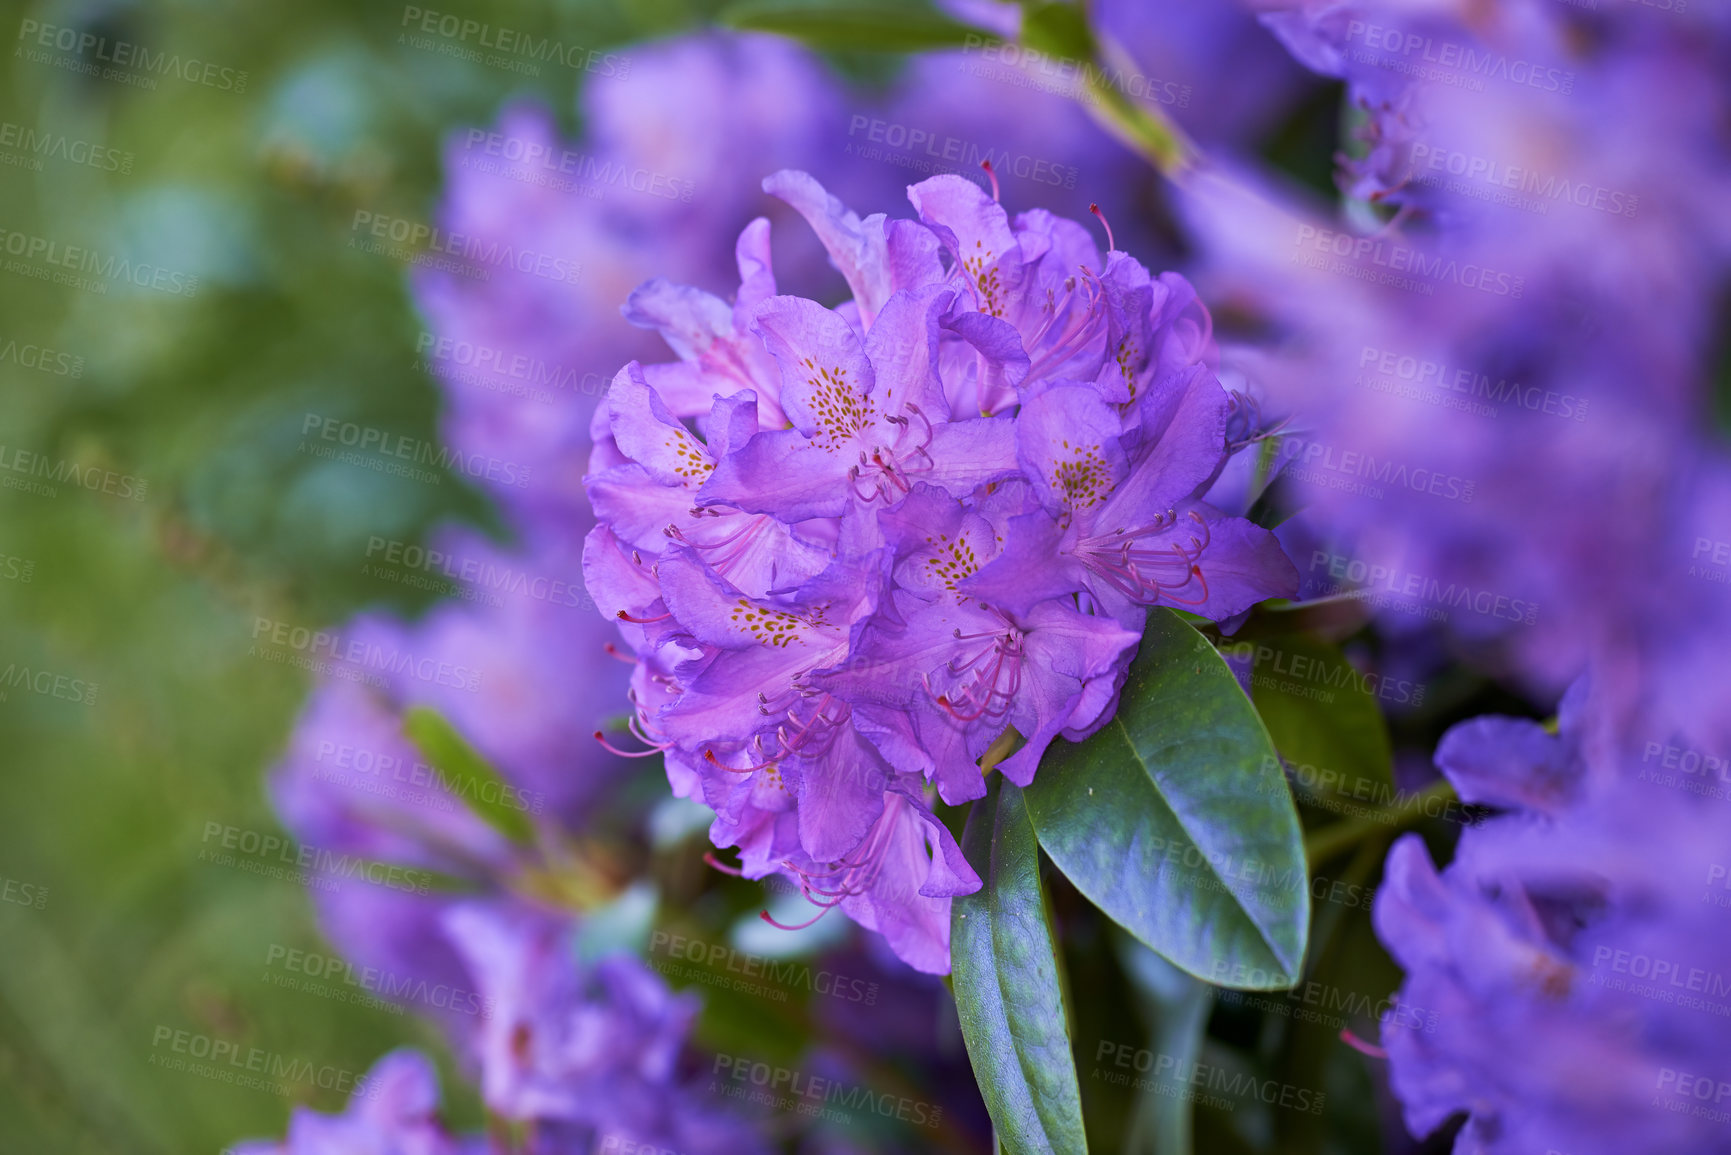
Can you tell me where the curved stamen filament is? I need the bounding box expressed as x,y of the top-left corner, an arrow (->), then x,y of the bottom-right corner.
764,795 -> 910,933
593,730 -> 665,758
1080,511 -> 1213,605
1025,269 -> 1107,379
1340,1029 -> 1388,1060
703,850 -> 744,877
926,631 -> 1025,723
1090,202 -> 1116,252
703,748 -> 761,776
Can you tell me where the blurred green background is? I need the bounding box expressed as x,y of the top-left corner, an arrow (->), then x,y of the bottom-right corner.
0,1 -> 732,1149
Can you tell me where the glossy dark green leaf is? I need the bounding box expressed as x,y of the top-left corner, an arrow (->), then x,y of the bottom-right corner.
952,776 -> 1089,1155
402,706 -> 535,844
716,0 -> 986,52
1024,609 -> 1307,989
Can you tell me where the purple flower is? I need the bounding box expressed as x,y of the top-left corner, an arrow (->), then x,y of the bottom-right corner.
227,1049 -> 478,1155
585,171 -> 1293,970
1174,0 -> 1731,699
1374,680 -> 1731,1153
442,903 -> 767,1153
813,480 -> 1141,801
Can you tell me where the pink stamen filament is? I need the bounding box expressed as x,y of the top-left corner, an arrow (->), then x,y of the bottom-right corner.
1090,202 -> 1116,252
1024,270 -> 1107,380
703,850 -> 744,877
980,159 -> 1001,202
925,629 -> 1025,723
1340,1029 -> 1388,1059
1079,511 -> 1213,605
593,729 -> 666,758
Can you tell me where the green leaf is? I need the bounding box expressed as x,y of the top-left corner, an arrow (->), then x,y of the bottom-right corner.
715,0 -> 987,52
1024,609 -> 1308,989
1245,469 -> 1306,529
1246,637 -> 1394,792
402,706 -> 535,844
1019,1 -> 1095,61
952,776 -> 1089,1155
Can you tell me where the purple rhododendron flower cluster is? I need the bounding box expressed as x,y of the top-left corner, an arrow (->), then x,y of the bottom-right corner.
1375,678 -> 1731,1155
584,168 -> 1296,972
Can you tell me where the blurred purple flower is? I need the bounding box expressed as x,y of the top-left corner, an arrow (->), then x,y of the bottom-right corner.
228,1049 -> 479,1155
1375,680 -> 1731,1154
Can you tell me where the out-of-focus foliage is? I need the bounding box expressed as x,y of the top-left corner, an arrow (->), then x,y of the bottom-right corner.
0,3 -> 729,1150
